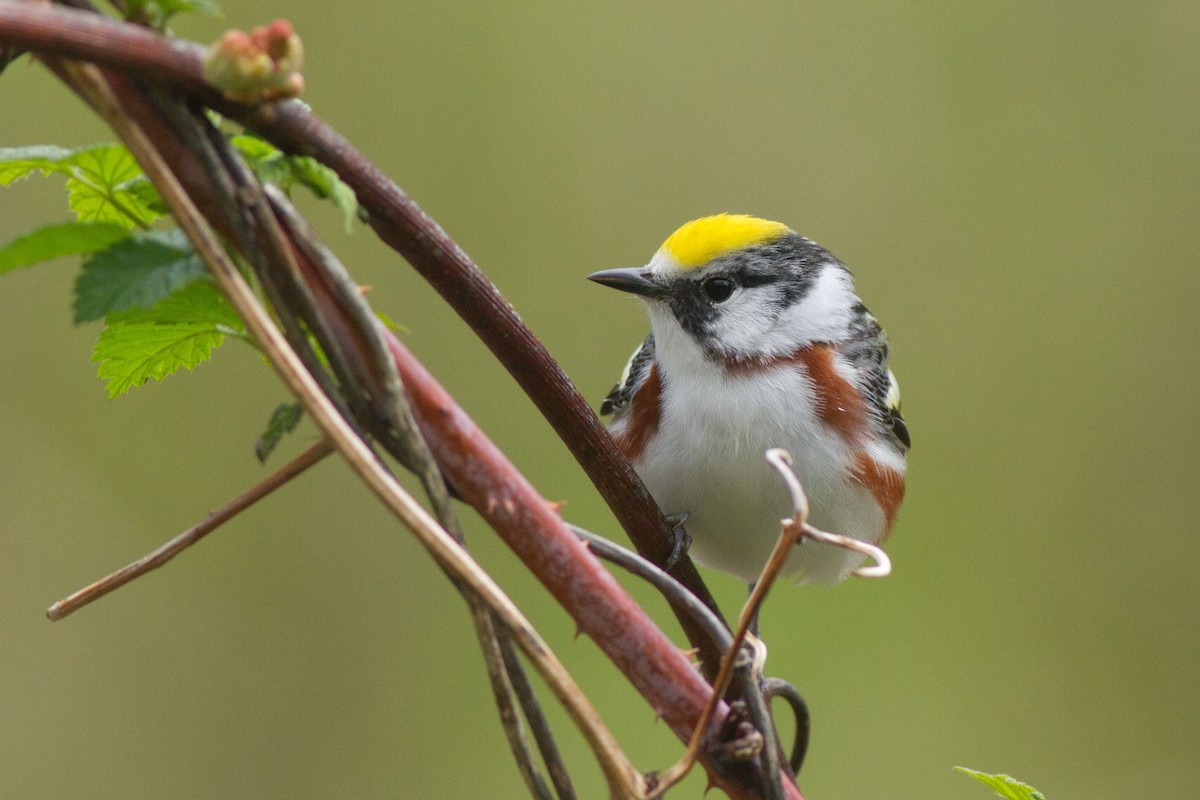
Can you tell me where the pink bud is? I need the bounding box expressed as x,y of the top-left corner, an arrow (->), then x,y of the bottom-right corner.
203,19 -> 305,103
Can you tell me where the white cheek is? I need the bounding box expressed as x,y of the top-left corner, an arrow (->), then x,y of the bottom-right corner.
709,300 -> 786,355
775,266 -> 856,343
713,266 -> 858,356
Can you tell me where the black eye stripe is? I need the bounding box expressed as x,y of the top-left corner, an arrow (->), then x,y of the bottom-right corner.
735,271 -> 780,289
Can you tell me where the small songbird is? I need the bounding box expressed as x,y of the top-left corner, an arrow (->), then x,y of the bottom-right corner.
589,214 -> 909,585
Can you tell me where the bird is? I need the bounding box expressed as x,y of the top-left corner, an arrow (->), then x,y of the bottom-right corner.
589,214 -> 909,586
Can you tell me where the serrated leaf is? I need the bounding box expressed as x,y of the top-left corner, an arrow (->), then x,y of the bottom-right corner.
92,320 -> 230,398
231,134 -> 359,233
74,229 -> 207,323
107,280 -> 243,329
65,145 -> 160,227
0,221 -> 129,275
255,402 -> 304,462
0,144 -> 163,229
0,145 -> 81,185
955,768 -> 1047,800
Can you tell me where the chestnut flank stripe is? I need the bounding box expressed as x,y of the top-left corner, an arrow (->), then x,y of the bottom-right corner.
853,453 -> 906,532
614,363 -> 662,462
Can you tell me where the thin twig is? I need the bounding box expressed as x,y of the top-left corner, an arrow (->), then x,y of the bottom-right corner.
498,633 -> 579,800
262,185 -> 406,453
767,449 -> 891,580
56,63 -> 646,800
763,678 -> 810,776
46,438 -> 333,621
567,523 -> 731,653
473,603 -> 556,800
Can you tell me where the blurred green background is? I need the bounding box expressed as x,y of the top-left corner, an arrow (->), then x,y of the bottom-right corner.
2,2 -> 1198,798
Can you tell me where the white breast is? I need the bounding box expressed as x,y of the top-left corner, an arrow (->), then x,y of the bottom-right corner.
629,326 -> 886,584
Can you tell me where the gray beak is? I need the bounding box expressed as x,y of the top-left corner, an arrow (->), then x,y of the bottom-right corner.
587,267 -> 666,300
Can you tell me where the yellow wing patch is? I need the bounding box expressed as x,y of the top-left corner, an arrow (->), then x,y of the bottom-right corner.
660,214 -> 790,270
885,369 -> 902,411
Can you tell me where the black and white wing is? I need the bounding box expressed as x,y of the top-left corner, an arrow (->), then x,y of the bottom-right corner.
600,333 -> 656,421
841,305 -> 911,452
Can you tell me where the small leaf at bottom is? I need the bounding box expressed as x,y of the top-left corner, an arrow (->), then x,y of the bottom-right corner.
955,767 -> 1047,800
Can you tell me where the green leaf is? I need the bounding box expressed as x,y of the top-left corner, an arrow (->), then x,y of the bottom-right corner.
0,145 -> 81,185
0,221 -> 129,275
92,320 -> 230,398
74,229 -> 208,323
65,145 -> 160,227
288,156 -> 360,233
107,280 -> 243,328
255,402 -> 304,462
231,134 -> 360,232
0,144 -> 163,228
119,177 -> 169,217
955,768 -> 1047,800
93,281 -> 246,397
227,134 -> 277,163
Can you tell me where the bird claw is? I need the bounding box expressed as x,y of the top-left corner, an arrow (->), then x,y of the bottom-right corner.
662,512 -> 692,571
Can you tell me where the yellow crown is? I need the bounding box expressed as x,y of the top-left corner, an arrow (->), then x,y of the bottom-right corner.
660,214 -> 790,270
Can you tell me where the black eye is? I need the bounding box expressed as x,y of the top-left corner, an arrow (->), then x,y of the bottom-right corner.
702,277 -> 736,303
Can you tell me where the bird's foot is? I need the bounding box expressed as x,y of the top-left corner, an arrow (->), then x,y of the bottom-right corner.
662,512 -> 692,571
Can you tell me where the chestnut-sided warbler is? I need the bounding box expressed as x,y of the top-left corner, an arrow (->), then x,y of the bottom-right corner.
589,214 -> 909,585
